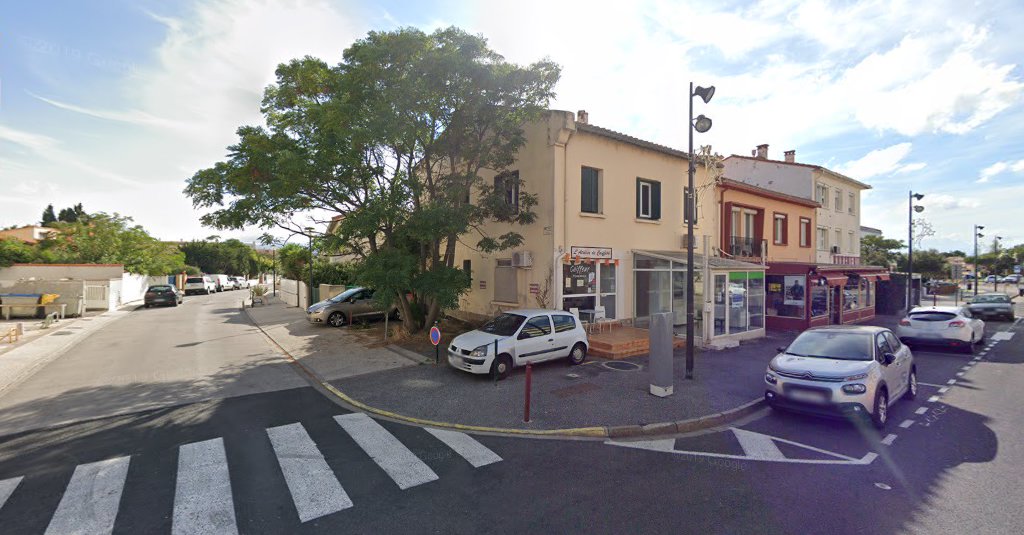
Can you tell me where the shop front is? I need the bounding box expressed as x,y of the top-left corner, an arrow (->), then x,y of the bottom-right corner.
560,247 -> 620,322
765,262 -> 889,331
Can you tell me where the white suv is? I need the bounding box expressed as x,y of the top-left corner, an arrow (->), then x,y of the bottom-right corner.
448,309 -> 589,380
184,276 -> 217,295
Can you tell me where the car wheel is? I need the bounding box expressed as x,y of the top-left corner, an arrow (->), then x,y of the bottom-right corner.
960,334 -> 975,354
568,343 -> 587,365
491,354 -> 513,380
328,312 -> 347,327
144,304 -> 150,309
903,367 -> 917,400
871,389 -> 888,429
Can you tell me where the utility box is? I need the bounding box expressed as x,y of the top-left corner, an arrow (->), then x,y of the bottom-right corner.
649,312 -> 674,397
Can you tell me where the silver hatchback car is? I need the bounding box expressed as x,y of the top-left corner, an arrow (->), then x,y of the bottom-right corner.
764,326 -> 917,429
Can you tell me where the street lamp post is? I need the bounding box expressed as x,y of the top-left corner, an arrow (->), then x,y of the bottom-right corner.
994,236 -> 1003,292
686,82 -> 715,380
907,192 -> 924,312
306,227 -> 315,309
974,225 -> 984,297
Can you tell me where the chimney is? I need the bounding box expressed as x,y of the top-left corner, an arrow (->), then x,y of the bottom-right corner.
577,109 -> 588,125
755,144 -> 769,159
784,150 -> 795,163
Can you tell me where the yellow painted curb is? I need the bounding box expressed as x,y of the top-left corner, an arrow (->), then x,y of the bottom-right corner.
243,306 -> 608,439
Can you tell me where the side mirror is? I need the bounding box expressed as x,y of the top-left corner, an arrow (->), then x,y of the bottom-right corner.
776,346 -> 787,354
883,352 -> 896,365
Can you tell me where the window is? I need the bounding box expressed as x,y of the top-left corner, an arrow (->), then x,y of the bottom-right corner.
519,315 -> 552,339
463,259 -> 472,284
552,314 -> 577,333
684,187 -> 698,224
766,275 -> 805,319
799,218 -> 811,248
848,192 -> 855,215
816,183 -> 829,208
581,167 -> 601,214
494,258 -> 517,303
495,171 -> 519,214
834,188 -> 843,212
636,178 -> 660,219
817,227 -> 828,251
848,231 -> 854,253
773,213 -> 788,245
810,284 -> 828,317
834,229 -> 842,252
875,334 -> 893,360
883,331 -> 902,351
844,276 -> 870,310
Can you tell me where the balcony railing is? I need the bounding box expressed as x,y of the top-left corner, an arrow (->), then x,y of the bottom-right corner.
728,236 -> 763,259
832,254 -> 861,265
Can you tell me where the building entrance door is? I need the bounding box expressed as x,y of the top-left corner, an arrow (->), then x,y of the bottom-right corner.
831,286 -> 842,324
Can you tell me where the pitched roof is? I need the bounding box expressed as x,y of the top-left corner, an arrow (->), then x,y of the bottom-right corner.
726,154 -> 872,190
718,177 -> 821,208
576,123 -> 692,162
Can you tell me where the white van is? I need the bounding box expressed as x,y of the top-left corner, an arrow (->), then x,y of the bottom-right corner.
184,276 -> 217,295
210,274 -> 231,292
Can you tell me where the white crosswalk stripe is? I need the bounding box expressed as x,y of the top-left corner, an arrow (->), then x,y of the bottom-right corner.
267,423 -> 353,522
335,413 -> 439,489
424,428 -> 503,468
173,438 -> 238,535
45,456 -> 130,535
0,476 -> 23,511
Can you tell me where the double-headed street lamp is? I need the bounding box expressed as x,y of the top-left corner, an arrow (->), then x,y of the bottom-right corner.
973,225 -> 984,297
686,83 -> 715,380
907,191 -> 924,311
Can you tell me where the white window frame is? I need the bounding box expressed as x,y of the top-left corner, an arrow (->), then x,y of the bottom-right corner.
816,183 -> 829,208
800,218 -> 810,247
834,229 -> 842,253
773,214 -> 786,245
848,192 -> 855,215
817,226 -> 828,251
834,188 -> 843,212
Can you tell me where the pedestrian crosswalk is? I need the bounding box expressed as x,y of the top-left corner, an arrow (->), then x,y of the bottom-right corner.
0,414 -> 502,533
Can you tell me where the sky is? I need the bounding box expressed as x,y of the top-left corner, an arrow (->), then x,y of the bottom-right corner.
1,0 -> 1023,254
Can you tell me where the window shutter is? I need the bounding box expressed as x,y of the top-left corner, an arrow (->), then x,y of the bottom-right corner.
636,178 -> 642,218
652,181 -> 661,220
582,168 -> 598,213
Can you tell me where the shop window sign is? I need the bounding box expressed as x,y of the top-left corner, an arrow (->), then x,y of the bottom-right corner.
563,263 -> 596,295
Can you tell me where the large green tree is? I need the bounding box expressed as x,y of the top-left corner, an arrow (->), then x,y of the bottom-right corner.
861,235 -> 905,268
186,27 -> 560,332
180,239 -> 265,275
0,238 -> 37,267
38,213 -> 185,275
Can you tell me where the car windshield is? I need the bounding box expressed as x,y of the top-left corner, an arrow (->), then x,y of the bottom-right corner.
328,289 -> 361,303
480,313 -> 527,336
973,295 -> 1010,303
148,286 -> 173,292
784,331 -> 873,361
910,311 -> 958,321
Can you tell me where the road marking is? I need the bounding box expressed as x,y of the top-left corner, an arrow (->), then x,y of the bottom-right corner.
0,476 -> 23,511
267,423 -> 352,523
915,407 -> 929,415
424,428 -> 503,468
608,430 -> 877,465
992,332 -> 1014,341
45,456 -> 130,535
899,420 -> 915,428
972,357 -> 981,362
917,382 -> 945,388
928,395 -> 940,403
173,438 -> 238,535
939,387 -> 950,394
881,434 -> 897,445
947,379 -> 957,385
962,365 -> 972,370
335,413 -> 439,489
733,428 -> 786,460
956,372 -> 965,377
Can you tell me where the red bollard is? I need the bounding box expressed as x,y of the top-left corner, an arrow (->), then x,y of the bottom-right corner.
524,362 -> 532,423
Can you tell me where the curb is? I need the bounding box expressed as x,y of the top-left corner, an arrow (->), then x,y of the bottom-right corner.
242,305 -> 765,439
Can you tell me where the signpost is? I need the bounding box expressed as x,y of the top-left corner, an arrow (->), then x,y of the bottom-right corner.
430,323 -> 441,365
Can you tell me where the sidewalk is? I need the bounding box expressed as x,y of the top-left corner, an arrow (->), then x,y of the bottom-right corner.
245,298 -> 858,437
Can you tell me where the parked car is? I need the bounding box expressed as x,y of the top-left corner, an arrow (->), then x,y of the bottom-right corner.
984,275 -> 998,283
764,326 -> 916,429
447,309 -> 589,380
966,293 -> 1015,321
305,287 -> 396,327
144,285 -> 183,307
225,276 -> 242,290
896,305 -> 985,353
231,277 -> 251,289
999,274 -> 1021,284
210,274 -> 230,291
183,276 -> 217,295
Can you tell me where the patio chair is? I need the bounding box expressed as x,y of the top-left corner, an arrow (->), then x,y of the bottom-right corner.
569,307 -> 592,333
593,305 -> 615,333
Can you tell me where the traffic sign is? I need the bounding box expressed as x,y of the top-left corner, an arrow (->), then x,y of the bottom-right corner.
1015,265 -> 1021,274
430,326 -> 441,346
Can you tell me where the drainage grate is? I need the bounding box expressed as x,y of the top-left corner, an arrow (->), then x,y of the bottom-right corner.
602,361 -> 642,372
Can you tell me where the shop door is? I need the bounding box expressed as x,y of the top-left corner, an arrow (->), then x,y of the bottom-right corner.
831,286 -> 842,324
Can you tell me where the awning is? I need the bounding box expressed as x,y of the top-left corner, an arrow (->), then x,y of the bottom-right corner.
823,274 -> 848,286
877,273 -> 891,281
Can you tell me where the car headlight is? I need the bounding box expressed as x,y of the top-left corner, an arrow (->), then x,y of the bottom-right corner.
470,345 -> 489,358
764,373 -> 778,385
844,373 -> 868,381
842,383 -> 867,394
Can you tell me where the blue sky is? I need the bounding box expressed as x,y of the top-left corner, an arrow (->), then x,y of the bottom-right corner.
2,0 -> 1023,254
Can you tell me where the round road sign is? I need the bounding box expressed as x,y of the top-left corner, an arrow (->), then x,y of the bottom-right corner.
430,326 -> 441,346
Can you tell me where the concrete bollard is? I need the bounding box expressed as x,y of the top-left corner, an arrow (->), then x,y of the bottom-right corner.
649,312 -> 674,397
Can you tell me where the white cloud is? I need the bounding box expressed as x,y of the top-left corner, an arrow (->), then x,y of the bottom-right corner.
977,159 -> 1024,183
29,92 -> 188,130
925,194 -> 980,210
836,143 -> 925,180
0,124 -> 58,152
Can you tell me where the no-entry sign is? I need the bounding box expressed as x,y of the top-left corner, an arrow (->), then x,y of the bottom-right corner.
430,326 -> 441,346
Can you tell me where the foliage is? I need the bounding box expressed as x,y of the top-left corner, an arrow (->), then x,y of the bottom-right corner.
860,235 -> 904,268
277,243 -> 309,281
0,237 -> 37,267
252,284 -> 269,297
41,204 -> 57,226
185,27 -> 560,332
37,213 -> 186,275
179,238 -> 264,275
314,260 -> 357,286
184,265 -> 203,275
899,248 -> 948,278
41,203 -> 86,226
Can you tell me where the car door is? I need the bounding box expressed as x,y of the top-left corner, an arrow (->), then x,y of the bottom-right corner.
347,290 -> 373,319
513,315 -> 555,365
550,314 -> 578,358
959,307 -> 982,342
883,331 -> 911,391
875,333 -> 903,400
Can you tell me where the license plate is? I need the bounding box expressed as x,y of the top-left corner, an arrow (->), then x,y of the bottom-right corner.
449,354 -> 462,364
789,389 -> 826,403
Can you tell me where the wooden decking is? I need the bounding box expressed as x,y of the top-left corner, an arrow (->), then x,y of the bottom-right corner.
587,326 -> 685,359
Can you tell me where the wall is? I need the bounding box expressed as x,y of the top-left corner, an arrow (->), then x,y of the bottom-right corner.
0,280 -> 87,317
0,264 -> 124,281
722,157 -> 813,199
280,278 -> 310,309
813,169 -> 866,263
319,284 -> 348,301
719,187 -> 816,263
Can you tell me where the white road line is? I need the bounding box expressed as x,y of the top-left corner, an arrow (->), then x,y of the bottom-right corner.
335,413 -> 439,490
917,382 -> 945,388
45,456 -> 130,535
267,423 -> 353,523
0,476 -> 23,511
992,332 -> 1015,341
939,387 -> 950,394
899,420 -> 915,429
424,428 -> 503,468
962,365 -> 972,370
915,407 -> 929,415
928,395 -> 940,403
732,428 -> 786,460
947,379 -> 957,385
881,434 -> 897,445
956,372 -> 965,377
173,438 -> 238,535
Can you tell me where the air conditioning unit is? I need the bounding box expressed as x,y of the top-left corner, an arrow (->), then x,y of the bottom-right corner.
512,250 -> 533,268
831,246 -> 840,254
681,235 -> 692,249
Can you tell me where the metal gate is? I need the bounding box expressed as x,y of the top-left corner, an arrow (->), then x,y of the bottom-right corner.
85,285 -> 109,310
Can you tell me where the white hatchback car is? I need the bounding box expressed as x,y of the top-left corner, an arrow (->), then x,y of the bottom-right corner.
447,309 -> 589,379
896,305 -> 985,353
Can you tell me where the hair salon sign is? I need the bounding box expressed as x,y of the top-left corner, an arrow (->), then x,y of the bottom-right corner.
570,246 -> 612,259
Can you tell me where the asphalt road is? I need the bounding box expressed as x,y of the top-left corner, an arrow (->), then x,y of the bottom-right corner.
0,290 -> 1021,533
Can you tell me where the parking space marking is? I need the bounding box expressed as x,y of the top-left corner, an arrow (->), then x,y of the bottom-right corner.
992,332 -> 1014,341
917,382 -> 945,388
915,407 -> 929,415
881,434 -> 897,445
928,395 -> 940,403
956,372 -> 964,377
899,420 -> 915,429
946,379 -> 957,385
939,387 -> 949,394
